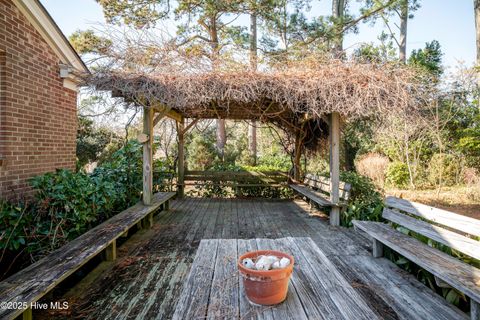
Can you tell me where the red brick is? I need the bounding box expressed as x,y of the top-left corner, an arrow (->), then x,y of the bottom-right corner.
0,0 -> 77,201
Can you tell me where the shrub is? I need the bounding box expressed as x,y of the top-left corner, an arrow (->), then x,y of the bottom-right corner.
339,171 -> 384,227
355,153 -> 389,188
386,161 -> 410,188
427,153 -> 462,187
0,201 -> 33,252
257,154 -> 291,172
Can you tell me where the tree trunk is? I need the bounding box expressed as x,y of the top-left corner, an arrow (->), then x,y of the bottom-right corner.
216,119 -> 226,160
209,19 -> 227,161
248,7 -> 258,165
332,0 -> 345,57
250,8 -> 258,70
475,0 -> 480,65
399,0 -> 408,63
248,123 -> 257,165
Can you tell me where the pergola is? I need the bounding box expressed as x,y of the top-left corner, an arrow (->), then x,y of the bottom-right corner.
90,61 -> 421,226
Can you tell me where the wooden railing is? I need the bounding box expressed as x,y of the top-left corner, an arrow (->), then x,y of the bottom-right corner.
182,170 -> 289,187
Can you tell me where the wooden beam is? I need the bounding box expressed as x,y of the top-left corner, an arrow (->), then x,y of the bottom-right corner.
153,113 -> 166,127
167,109 -> 183,123
151,103 -> 183,122
177,117 -> 185,198
182,118 -> 199,134
329,112 -> 341,226
143,107 -> 154,205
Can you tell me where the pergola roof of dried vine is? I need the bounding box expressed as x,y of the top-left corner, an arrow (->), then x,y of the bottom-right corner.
88,60 -> 428,134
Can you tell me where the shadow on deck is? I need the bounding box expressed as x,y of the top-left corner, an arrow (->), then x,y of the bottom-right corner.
39,197 -> 464,319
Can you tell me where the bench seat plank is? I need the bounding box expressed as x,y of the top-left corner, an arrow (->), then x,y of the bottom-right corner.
385,196 -> 480,237
289,184 -> 334,207
0,192 -> 175,320
352,220 -> 480,305
383,208 -> 480,261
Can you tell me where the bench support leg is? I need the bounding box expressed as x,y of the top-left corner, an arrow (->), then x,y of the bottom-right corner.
164,200 -> 169,211
105,240 -> 116,261
144,212 -> 154,229
330,207 -> 340,226
372,239 -> 383,258
22,307 -> 32,320
472,300 -> 479,320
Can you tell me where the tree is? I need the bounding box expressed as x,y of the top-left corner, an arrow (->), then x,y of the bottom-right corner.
69,29 -> 112,55
475,0 -> 480,65
408,40 -> 443,78
94,0 -> 250,161
76,116 -> 121,169
249,0 -> 259,165
363,0 -> 421,62
331,0 -> 346,56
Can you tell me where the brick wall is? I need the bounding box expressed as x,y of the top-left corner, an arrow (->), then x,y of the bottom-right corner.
0,0 -> 77,201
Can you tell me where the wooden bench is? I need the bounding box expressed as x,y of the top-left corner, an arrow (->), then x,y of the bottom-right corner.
353,196 -> 480,320
289,173 -> 351,225
0,191 -> 175,320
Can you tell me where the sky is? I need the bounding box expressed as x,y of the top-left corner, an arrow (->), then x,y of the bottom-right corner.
41,0 -> 476,69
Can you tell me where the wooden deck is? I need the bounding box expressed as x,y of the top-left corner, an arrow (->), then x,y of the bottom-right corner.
39,197 -> 466,320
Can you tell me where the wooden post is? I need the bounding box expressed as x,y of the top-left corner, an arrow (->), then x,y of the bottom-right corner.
22,307 -> 32,320
293,129 -> 302,181
177,117 -> 185,198
104,240 -> 116,261
472,300 -> 479,320
143,107 -> 154,206
372,239 -> 384,258
329,112 -> 341,226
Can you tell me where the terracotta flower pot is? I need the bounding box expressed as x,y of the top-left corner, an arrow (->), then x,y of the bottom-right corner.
238,250 -> 294,305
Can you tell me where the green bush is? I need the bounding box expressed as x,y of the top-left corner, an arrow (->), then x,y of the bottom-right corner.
0,201 -> 33,252
386,161 -> 410,188
1,140 -> 170,264
427,153 -> 461,187
339,171 -> 384,227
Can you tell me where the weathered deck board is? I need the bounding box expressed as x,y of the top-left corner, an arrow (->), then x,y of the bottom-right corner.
174,237 -> 379,319
172,239 -> 219,320
43,198 -> 469,320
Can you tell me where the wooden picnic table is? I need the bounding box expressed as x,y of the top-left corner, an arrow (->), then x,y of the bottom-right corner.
173,237 -> 381,319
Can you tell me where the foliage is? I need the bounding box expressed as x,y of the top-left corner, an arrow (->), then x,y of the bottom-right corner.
186,133 -> 217,170
339,172 -> 384,227
408,40 -> 443,78
69,29 -> 112,54
386,161 -> 410,188
355,153 -> 390,188
0,140 -> 170,265
256,154 -> 291,172
353,32 -> 397,63
427,153 -> 462,187
0,201 -> 32,252
76,116 -> 122,169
